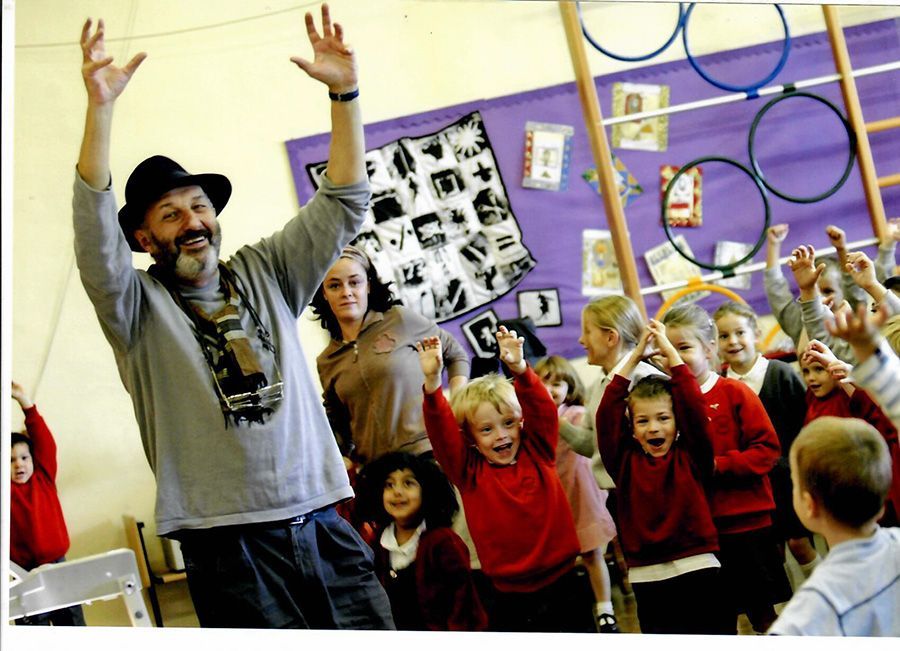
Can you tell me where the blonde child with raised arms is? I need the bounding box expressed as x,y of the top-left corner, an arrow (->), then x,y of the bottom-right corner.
417,326 -> 594,632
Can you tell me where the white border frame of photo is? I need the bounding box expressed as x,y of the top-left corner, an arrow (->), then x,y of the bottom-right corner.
517,288 -> 563,327
460,308 -> 501,358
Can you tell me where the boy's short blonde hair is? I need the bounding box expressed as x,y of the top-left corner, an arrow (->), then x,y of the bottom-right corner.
534,355 -> 585,406
449,373 -> 521,436
791,416 -> 891,528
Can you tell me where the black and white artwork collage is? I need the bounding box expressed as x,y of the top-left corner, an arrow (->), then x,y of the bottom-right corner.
306,111 -> 536,323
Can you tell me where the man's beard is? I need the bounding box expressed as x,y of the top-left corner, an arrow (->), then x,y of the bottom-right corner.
149,223 -> 222,285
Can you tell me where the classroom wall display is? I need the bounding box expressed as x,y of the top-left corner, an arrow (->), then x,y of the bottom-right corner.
305,111 -> 536,323
523,122 -> 574,191
645,235 -> 710,305
517,288 -> 563,327
582,229 -> 621,296
715,241 -> 754,290
612,82 -> 670,152
583,153 -> 644,208
660,165 -> 702,227
287,19 -> 899,359
460,309 -> 500,359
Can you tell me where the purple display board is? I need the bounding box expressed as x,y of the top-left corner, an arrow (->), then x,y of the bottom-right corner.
287,19 -> 900,360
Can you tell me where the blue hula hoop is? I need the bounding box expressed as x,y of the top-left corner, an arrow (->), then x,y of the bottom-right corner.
683,3 -> 791,94
577,1 -> 685,63
661,156 -> 771,272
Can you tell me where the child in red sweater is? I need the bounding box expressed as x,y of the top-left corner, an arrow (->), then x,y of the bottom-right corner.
661,305 -> 790,634
416,326 -> 594,632
10,381 -> 85,626
801,339 -> 900,521
713,300 -> 822,580
596,319 -> 732,634
356,451 -> 488,631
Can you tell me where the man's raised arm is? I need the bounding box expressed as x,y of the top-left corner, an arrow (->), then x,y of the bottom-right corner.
76,19 -> 146,190
290,3 -> 364,186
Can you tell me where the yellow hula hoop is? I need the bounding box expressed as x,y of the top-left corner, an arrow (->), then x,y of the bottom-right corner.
653,280 -> 746,321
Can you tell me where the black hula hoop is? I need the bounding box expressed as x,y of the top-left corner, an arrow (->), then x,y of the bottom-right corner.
577,1 -> 685,63
748,91 -> 857,204
683,3 -> 791,94
661,156 -> 771,272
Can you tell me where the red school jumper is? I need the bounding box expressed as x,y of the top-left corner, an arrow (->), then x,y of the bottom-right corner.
422,367 -> 580,592
373,526 -> 489,631
702,376 -> 780,534
10,405 -> 71,570
596,364 -> 720,567
805,385 -> 900,515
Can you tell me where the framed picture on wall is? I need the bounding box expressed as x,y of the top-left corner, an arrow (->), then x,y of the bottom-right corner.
523,121 -> 574,191
517,288 -> 562,327
714,241 -> 753,290
461,308 -> 500,358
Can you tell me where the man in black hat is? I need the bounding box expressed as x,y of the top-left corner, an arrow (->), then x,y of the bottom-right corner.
72,5 -> 394,629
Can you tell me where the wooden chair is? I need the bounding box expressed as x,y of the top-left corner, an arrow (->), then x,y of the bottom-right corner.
121,515 -> 187,627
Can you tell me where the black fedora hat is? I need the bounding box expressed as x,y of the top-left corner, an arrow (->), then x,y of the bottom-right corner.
118,155 -> 232,252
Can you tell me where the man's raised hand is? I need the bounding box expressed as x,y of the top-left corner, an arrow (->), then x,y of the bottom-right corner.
290,3 -> 358,94
80,18 -> 146,106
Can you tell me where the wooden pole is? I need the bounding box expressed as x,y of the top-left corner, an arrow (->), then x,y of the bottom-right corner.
866,115 -> 900,134
822,5 -> 887,241
878,173 -> 900,189
558,0 -> 647,319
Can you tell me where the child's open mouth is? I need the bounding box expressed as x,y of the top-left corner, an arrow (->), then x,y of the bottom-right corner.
647,437 -> 666,448
493,442 -> 513,453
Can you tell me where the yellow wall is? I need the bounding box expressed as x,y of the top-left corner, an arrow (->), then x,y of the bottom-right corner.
8,0 -> 900,628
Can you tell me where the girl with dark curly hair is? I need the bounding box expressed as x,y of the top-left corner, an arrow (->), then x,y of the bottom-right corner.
356,451 -> 488,631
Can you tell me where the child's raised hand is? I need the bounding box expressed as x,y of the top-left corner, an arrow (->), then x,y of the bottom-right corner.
828,359 -> 853,383
788,245 -> 825,293
622,325 -> 654,377
648,319 -> 681,369
10,381 -> 33,410
802,339 -> 839,370
884,217 -> 900,245
806,340 -> 853,382
825,225 -> 847,250
845,250 -> 878,292
766,224 -> 789,269
826,302 -> 887,363
415,336 -> 444,393
767,224 -> 789,246
495,325 -> 526,375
